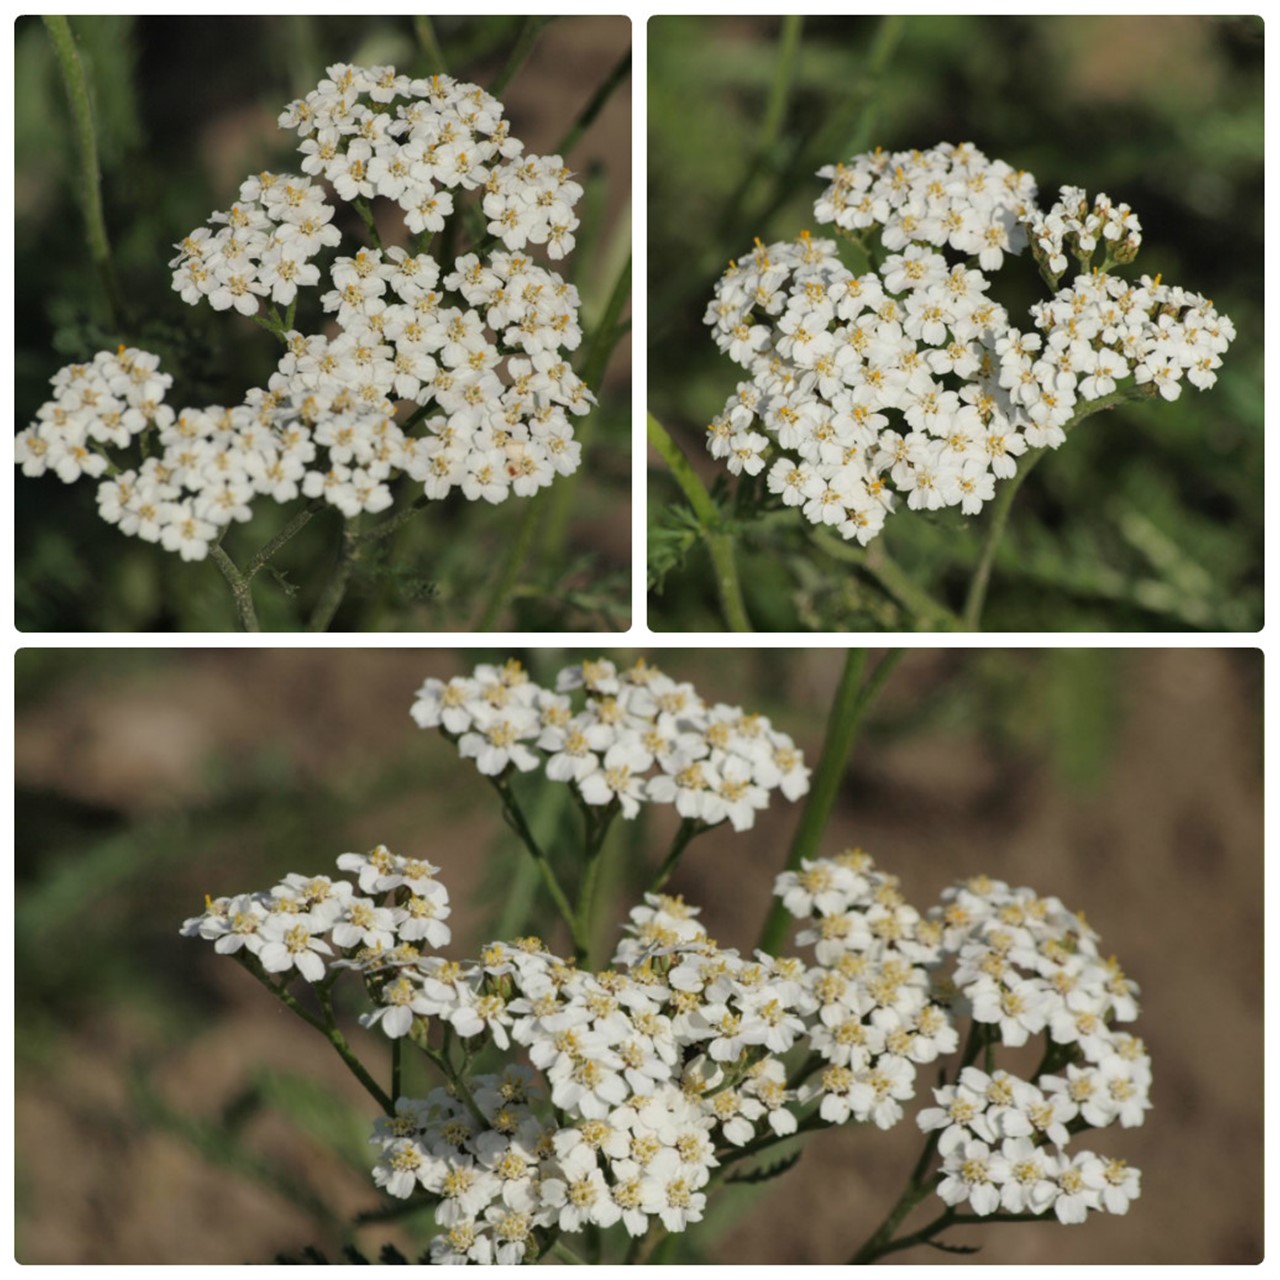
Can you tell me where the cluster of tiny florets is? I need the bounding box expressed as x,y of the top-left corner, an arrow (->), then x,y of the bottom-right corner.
183,837 -> 1151,1262
777,849 -> 958,1128
702,142 -> 1233,545
411,657 -> 811,831
780,856 -> 1148,1226
923,874 -> 1148,1223
17,64 -> 591,563
179,845 -> 452,981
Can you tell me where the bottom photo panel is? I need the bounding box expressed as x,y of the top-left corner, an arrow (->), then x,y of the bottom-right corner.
14,647 -> 1262,1265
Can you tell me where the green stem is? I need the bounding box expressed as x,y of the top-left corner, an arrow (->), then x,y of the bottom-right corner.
358,495 -> 428,544
490,777 -> 585,960
713,16 -> 804,242
551,1240 -> 588,1264
760,17 -> 803,153
419,1037 -> 485,1126
391,1037 -> 402,1104
646,818 -> 703,894
812,529 -> 959,631
308,516 -> 360,631
848,1176 -> 943,1264
413,16 -> 449,75
244,500 -> 324,580
472,494 -> 543,631
961,385 -> 1152,629
209,543 -> 260,632
489,17 -> 553,95
554,47 -> 632,158
43,16 -> 123,329
353,196 -> 383,249
648,412 -> 751,632
574,806 -> 618,970
235,956 -> 393,1114
756,649 -> 903,954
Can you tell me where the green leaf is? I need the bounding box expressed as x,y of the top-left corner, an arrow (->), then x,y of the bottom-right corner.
725,1149 -> 803,1185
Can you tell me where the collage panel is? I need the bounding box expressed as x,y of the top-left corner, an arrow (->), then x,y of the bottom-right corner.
647,15 -> 1262,633
15,16 -> 631,633
13,647 -> 1262,1264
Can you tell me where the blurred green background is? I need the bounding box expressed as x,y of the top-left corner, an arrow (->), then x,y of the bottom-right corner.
15,16 -> 631,631
14,647 -> 1262,1262
648,16 -> 1263,632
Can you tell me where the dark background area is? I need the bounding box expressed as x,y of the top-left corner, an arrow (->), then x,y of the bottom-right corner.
14,647 -> 1263,1263
15,16 -> 631,631
648,16 -> 1263,632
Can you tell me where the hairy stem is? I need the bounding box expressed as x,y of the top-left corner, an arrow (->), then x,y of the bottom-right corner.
43,16 -> 123,329
648,412 -> 751,632
244,500 -> 324,581
235,956 -> 393,1114
209,543 -> 260,632
961,385 -> 1152,629
308,516 -> 360,632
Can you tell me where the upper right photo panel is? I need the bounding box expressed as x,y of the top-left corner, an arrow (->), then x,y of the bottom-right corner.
647,15 -> 1262,633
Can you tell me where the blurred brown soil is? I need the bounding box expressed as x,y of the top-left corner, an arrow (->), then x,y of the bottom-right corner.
14,648 -> 1262,1264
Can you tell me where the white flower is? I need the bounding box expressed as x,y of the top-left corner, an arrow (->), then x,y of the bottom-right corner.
257,916 -> 332,982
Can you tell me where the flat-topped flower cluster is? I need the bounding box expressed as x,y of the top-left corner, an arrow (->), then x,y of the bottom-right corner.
703,142 -> 1233,545
411,657 -> 811,830
182,838 -> 1148,1263
783,854 -> 1149,1226
17,63 -> 591,563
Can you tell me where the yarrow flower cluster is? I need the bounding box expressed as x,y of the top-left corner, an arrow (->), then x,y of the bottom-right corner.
411,657 -> 811,830
703,141 -> 1234,545
182,837 -> 1149,1263
922,874 -> 1150,1224
17,63 -> 593,563
783,855 -> 1148,1228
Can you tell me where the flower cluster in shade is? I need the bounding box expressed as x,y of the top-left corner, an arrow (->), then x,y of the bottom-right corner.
703,141 -> 1234,545
16,64 -> 592,563
181,839 -> 1147,1263
411,657 -> 811,831
782,854 -> 1149,1226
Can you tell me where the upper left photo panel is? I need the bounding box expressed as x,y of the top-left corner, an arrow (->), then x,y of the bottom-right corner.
15,16 -> 632,632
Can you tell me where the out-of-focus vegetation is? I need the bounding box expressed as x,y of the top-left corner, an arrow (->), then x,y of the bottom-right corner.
14,647 -> 1264,1262
648,16 -> 1262,632
15,16 -> 631,631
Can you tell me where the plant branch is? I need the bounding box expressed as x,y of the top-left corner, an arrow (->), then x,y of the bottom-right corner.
490,17 -> 553,95
646,818 -> 705,894
648,412 -> 751,631
555,46 -> 631,158
44,16 -> 123,330
413,16 -> 449,75
756,649 -> 903,954
234,955 -> 393,1115
209,542 -> 260,632
961,385 -> 1153,629
244,500 -> 324,580
308,516 -> 360,631
489,777 -> 585,960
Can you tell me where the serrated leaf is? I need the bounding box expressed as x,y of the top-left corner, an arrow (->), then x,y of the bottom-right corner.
725,1149 -> 802,1185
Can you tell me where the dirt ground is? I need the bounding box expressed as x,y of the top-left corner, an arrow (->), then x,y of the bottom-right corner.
13,648 -> 1263,1264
